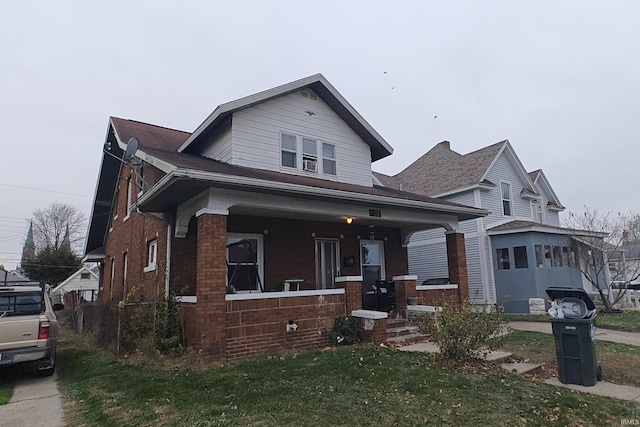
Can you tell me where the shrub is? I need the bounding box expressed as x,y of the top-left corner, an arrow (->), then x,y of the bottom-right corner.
327,316 -> 360,346
154,292 -> 185,355
417,297 -> 505,362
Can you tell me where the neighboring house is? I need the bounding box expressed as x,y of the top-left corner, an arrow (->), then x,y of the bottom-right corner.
1,267 -> 32,285
51,266 -> 99,305
84,74 -> 487,362
376,140 -> 599,313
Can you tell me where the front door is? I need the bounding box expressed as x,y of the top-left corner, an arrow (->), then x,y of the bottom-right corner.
315,239 -> 339,289
361,240 -> 385,292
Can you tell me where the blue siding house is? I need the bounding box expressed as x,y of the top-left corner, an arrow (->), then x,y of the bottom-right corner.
375,140 -> 595,313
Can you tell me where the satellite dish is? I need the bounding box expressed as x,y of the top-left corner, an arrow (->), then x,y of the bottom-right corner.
124,137 -> 139,163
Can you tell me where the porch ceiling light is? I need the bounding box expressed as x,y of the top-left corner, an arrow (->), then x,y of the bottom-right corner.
346,217 -> 353,224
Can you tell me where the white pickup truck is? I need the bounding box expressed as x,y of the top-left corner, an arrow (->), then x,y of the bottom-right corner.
0,282 -> 62,376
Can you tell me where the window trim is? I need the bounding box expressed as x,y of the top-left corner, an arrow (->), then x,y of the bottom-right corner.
500,181 -> 512,217
144,239 -> 158,273
322,142 -> 337,175
123,176 -> 133,222
531,199 -> 543,223
227,233 -> 264,293
280,132 -> 337,176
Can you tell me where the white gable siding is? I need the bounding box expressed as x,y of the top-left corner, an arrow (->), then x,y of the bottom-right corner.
203,89 -> 374,187
482,153 -> 532,224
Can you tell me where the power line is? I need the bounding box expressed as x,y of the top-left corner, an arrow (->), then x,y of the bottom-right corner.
0,183 -> 91,198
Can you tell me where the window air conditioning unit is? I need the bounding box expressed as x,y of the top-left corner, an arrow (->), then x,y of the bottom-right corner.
303,159 -> 317,172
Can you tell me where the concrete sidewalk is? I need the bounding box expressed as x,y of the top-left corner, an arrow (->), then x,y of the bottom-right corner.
508,321 -> 640,346
0,373 -> 65,427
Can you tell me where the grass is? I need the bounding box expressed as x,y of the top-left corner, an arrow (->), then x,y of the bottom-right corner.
56,330 -> 640,426
502,330 -> 640,388
0,380 -> 13,405
506,310 -> 640,332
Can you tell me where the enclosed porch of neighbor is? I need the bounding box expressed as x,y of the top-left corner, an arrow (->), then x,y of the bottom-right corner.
163,187 -> 474,362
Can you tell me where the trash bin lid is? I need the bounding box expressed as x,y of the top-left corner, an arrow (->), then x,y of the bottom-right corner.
545,287 -> 596,311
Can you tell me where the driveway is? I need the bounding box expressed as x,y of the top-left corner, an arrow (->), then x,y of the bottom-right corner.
0,372 -> 65,426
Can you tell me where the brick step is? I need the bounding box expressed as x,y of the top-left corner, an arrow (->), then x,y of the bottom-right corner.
386,333 -> 429,346
386,325 -> 420,338
385,318 -> 408,329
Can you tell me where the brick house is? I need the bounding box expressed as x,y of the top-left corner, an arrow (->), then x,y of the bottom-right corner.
84,74 -> 487,362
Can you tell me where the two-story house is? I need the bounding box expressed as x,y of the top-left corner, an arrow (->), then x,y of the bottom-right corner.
84,75 -> 487,361
376,140 -> 596,313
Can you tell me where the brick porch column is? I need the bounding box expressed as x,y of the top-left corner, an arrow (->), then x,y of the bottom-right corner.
335,276 -> 363,314
393,275 -> 417,318
446,231 -> 469,304
195,211 -> 228,362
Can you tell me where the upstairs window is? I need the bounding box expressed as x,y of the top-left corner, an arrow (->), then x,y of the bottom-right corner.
501,182 -> 512,216
302,138 -> 318,172
281,134 -> 297,168
532,199 -> 543,223
280,132 -> 336,175
322,143 -> 336,175
144,239 -> 157,273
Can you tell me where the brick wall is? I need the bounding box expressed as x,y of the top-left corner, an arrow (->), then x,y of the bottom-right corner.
416,288 -> 459,307
225,293 -> 345,360
100,164 -> 168,305
227,215 -> 408,290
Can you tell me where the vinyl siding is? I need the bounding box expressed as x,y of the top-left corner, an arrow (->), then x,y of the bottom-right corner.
408,238 -> 448,283
482,153 -> 532,223
532,181 -> 561,226
203,89 -> 374,187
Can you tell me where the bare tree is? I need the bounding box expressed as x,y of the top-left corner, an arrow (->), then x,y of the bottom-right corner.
563,207 -> 640,311
31,201 -> 87,253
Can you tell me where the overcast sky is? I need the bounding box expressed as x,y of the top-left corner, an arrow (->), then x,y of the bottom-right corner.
1,1 -> 639,270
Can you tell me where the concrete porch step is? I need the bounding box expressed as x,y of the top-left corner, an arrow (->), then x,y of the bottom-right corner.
386,333 -> 429,346
500,362 -> 544,375
386,325 -> 420,337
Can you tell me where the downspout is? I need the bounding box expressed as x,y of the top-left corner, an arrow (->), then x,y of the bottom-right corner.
165,223 -> 172,299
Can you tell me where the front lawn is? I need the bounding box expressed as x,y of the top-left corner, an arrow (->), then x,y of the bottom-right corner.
56,330 -> 639,426
502,330 -> 640,387
0,380 -> 12,405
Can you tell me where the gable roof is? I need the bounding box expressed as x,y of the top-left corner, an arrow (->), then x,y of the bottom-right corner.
391,140 -> 506,196
528,169 -> 565,210
178,74 -> 393,162
51,266 -> 99,294
86,94 -> 489,256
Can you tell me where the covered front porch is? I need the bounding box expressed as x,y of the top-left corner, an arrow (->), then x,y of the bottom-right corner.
154,185 -> 478,362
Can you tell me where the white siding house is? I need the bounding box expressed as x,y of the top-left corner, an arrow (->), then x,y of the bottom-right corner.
377,140 -> 575,310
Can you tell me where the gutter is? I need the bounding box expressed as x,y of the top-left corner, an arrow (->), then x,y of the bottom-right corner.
134,168 -> 489,218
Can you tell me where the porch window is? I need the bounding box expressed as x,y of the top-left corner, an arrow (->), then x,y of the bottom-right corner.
227,234 -> 263,292
281,133 -> 297,168
513,246 -> 528,269
501,182 -> 512,216
553,246 -> 563,267
496,248 -> 510,270
361,240 -> 385,291
315,239 -> 339,289
535,245 -> 544,267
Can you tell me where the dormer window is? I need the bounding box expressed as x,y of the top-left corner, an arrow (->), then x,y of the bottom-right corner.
281,134 -> 297,168
501,182 -> 512,216
302,138 -> 317,172
532,199 -> 543,223
280,132 -> 336,176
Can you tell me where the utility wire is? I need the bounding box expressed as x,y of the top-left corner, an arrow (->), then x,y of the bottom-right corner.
0,183 -> 90,198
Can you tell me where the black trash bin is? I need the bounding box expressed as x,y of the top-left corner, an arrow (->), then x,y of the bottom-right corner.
546,287 -> 600,387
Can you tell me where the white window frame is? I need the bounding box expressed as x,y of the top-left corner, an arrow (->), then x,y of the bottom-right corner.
280,132 -> 336,176
531,199 -> 543,223
280,133 -> 297,169
144,239 -> 158,273
360,239 -> 385,289
500,181 -> 512,217
123,176 -> 133,222
123,252 -> 128,293
227,233 -> 264,293
315,238 -> 340,290
322,142 -> 336,175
